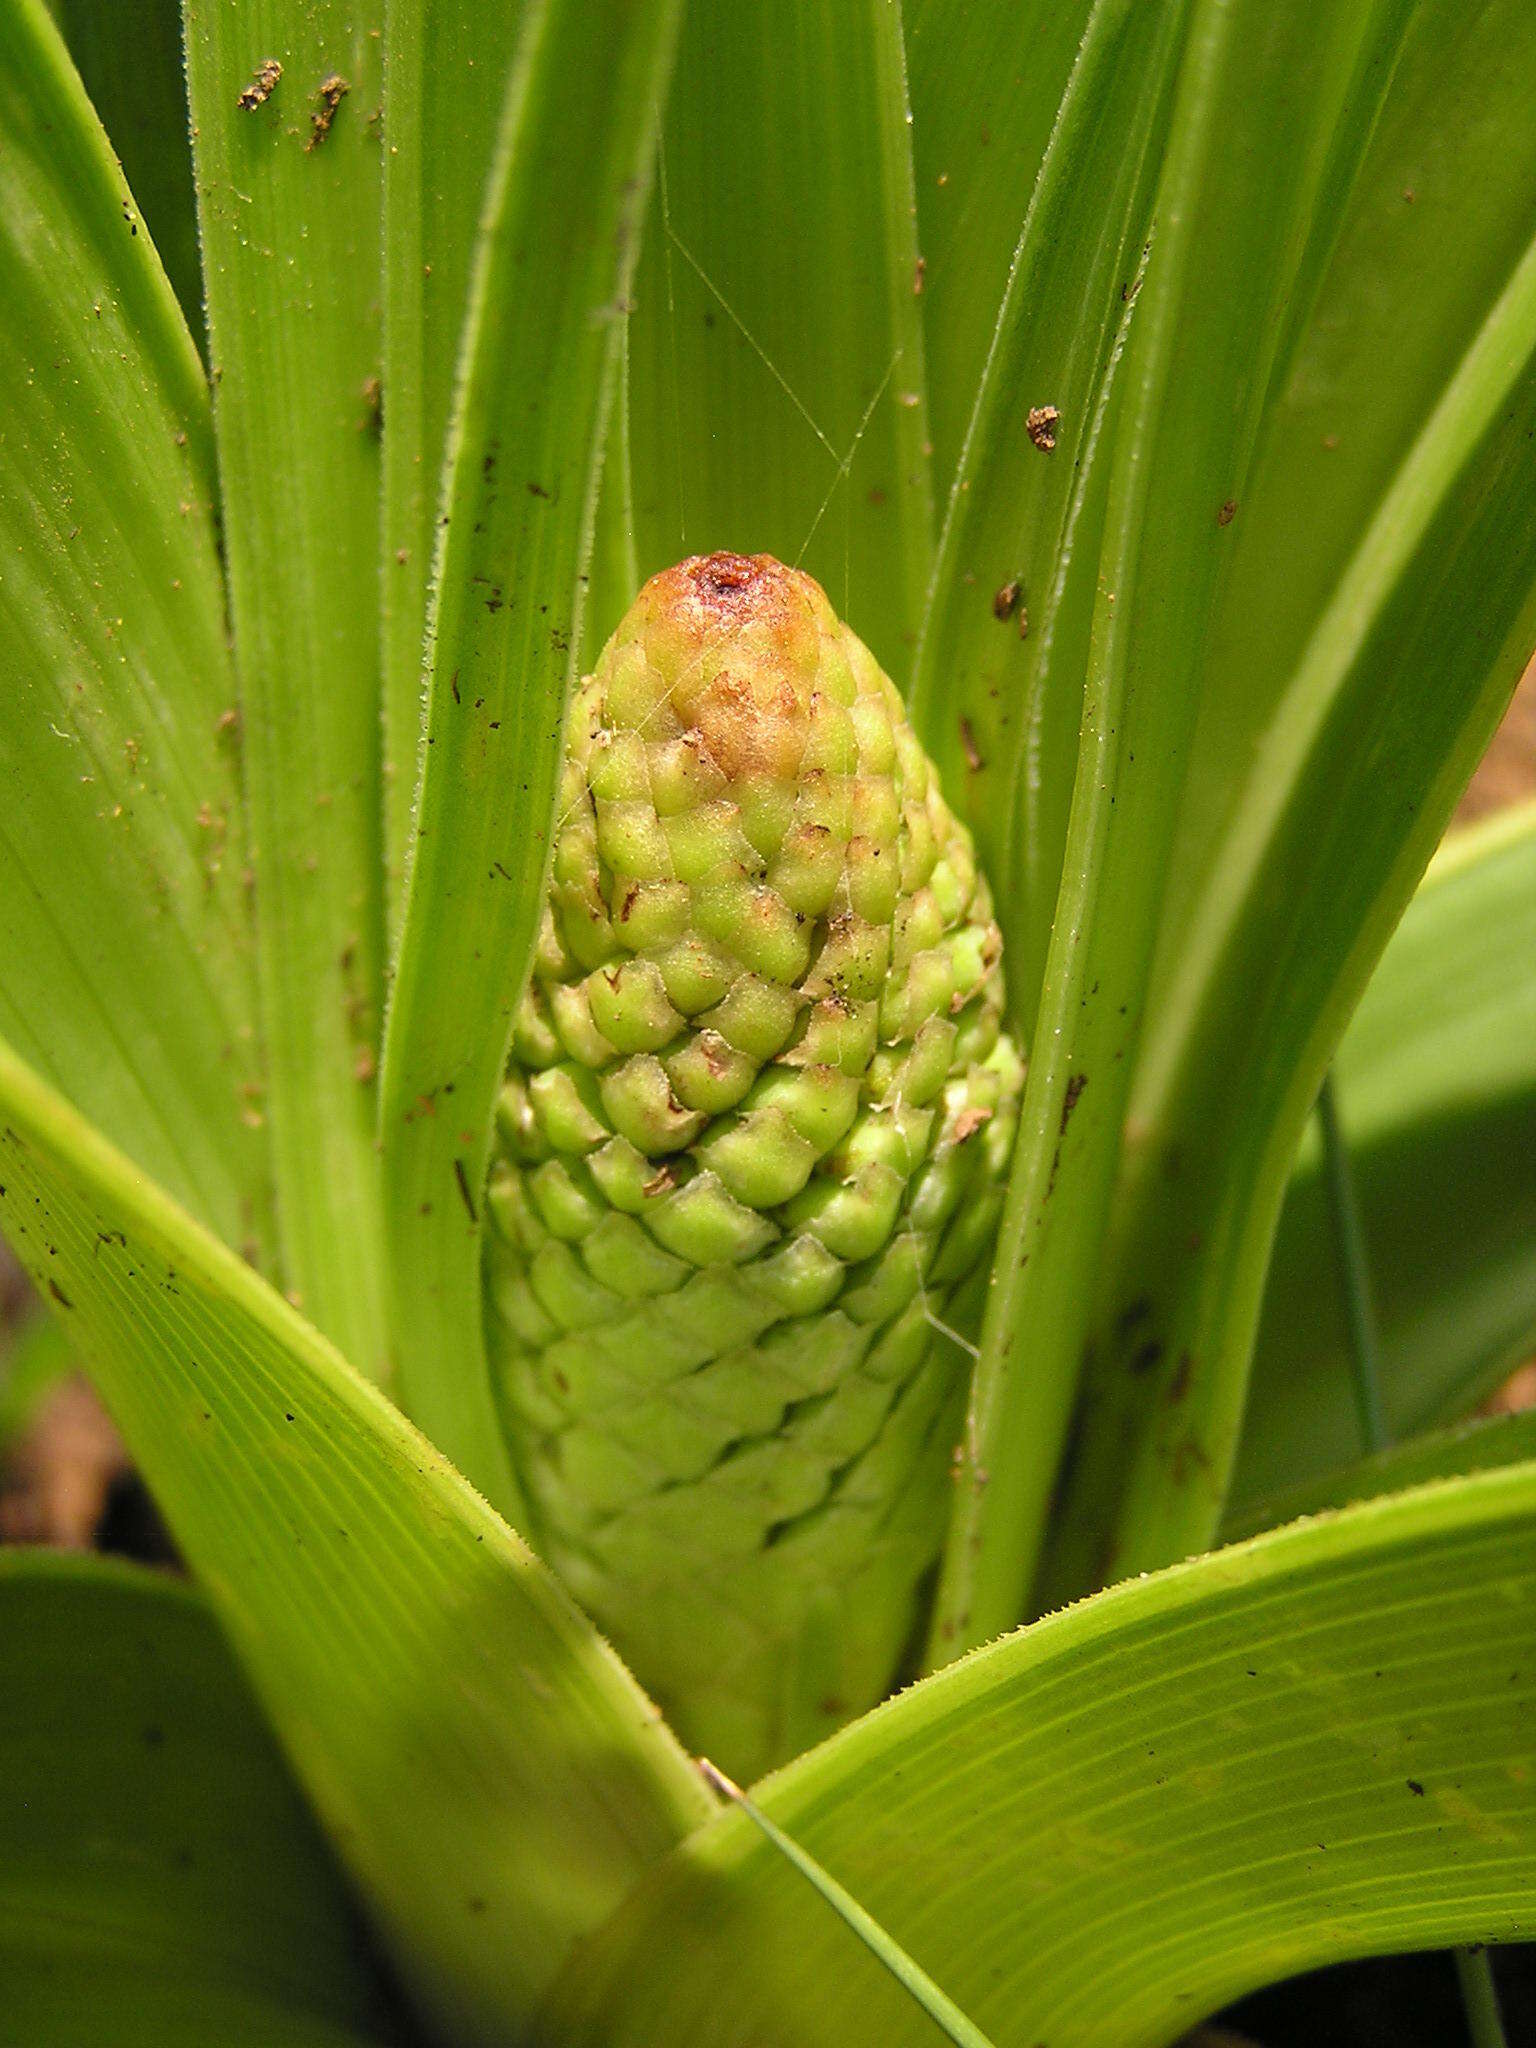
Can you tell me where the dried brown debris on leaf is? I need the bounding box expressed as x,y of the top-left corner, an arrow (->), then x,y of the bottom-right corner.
1026,403 -> 1060,451
307,74 -> 350,151
236,58 -> 282,111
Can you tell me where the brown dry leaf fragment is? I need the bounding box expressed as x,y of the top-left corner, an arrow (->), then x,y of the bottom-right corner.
307,73 -> 349,151
236,58 -> 282,111
1025,404 -> 1060,451
0,1375 -> 127,1549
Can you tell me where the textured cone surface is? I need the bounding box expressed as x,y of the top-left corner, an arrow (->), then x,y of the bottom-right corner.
485,553 -> 1021,1778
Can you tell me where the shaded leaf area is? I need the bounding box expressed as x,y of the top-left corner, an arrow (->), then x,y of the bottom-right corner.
543,1466 -> 1536,2048
1045,0 -> 1536,1597
183,0 -> 389,1375
0,1552 -> 399,2048
1237,807 -> 1536,1506
0,0 -> 266,1256
380,0 -> 528,902
50,0 -> 204,348
623,0 -> 932,684
1226,1407 -> 1536,1544
379,0 -> 682,1523
0,1036 -> 712,2048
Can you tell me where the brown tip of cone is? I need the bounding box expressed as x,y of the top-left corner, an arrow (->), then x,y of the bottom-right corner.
645,550 -> 830,633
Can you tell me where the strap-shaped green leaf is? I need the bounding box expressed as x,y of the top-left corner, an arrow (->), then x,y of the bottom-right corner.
1047,0 -> 1536,1595
541,1464 -> 1536,2048
0,0 -> 265,1255
0,1032 -> 711,2048
931,0 -> 1274,1655
624,0 -> 933,683
0,1551 -> 396,2048
1239,805 -> 1536,1506
379,0 -> 528,905
930,0 -> 1536,1642
906,0 -> 1183,1030
182,0 -> 389,1374
1042,0 -> 1536,1601
378,0 -> 683,1518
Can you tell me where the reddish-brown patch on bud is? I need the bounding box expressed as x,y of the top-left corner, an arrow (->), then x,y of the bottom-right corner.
692,664 -> 806,781
628,552 -> 830,780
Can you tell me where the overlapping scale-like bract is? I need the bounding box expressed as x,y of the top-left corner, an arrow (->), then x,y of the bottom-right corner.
485,553 -> 1020,1778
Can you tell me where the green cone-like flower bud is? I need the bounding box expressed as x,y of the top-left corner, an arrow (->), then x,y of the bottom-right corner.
485,552 -> 1021,1778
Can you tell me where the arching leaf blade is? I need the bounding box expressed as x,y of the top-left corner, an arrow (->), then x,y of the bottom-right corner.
1043,0 -> 1536,1603
0,1031 -> 711,2048
905,0 -> 1182,1034
932,0 -> 1382,1656
542,1465 -> 1536,2048
1049,194 -> 1536,1603
49,0 -> 205,349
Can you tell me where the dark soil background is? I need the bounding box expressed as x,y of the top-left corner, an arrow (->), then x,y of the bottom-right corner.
1,665 -> 1532,2046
